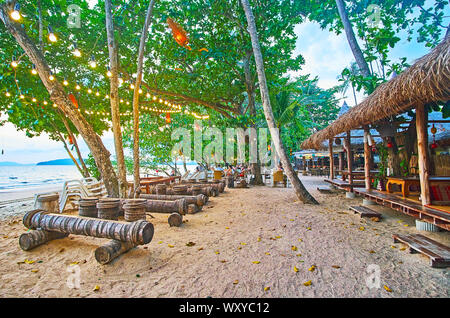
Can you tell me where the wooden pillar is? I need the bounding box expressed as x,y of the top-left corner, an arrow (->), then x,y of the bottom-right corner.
346,131 -> 353,191
416,104 -> 431,205
363,127 -> 371,191
338,152 -> 344,174
329,139 -> 334,179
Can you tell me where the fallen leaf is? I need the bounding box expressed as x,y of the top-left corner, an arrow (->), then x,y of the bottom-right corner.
391,245 -> 396,249
257,237 -> 261,242
290,219 -> 294,221
240,242 -> 247,246
369,250 -> 376,254
303,280 -> 312,286
215,251 -> 220,254
306,227 -> 311,230
168,244 -> 175,248
233,280 -> 239,285
298,238 -> 303,242
291,246 -> 298,251
220,260 -> 227,263
332,265 -> 341,269
275,235 -> 282,239
265,252 -> 270,255
294,266 -> 299,273
197,247 -> 204,251
225,227 -> 230,229
93,285 -> 100,292
264,286 -> 270,292
59,248 -> 65,253
359,226 -> 365,231
186,242 -> 196,247
24,259 -> 35,264
308,265 -> 316,272
31,269 -> 39,273
296,253 -> 302,257
252,261 -> 260,264
158,241 -> 163,244
384,285 -> 392,292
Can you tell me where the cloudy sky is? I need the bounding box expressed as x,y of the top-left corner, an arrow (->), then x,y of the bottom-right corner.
0,3 -> 447,164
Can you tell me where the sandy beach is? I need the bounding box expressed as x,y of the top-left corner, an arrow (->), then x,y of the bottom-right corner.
0,176 -> 448,298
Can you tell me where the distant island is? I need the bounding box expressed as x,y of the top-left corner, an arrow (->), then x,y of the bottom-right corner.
36,159 -> 83,166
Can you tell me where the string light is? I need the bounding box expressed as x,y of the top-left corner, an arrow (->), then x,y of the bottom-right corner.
5,91 -> 11,97
118,77 -> 124,85
129,82 -> 135,90
87,88 -> 92,94
95,90 -> 100,96
89,55 -> 97,68
43,100 -> 48,105
48,26 -> 57,42
106,66 -> 112,77
138,86 -> 143,94
63,78 -> 69,86
10,3 -> 21,21
11,57 -> 18,68
32,97 -> 37,102
31,64 -> 37,75
49,71 -> 55,81
19,93 -> 24,99
146,92 -> 151,98
72,43 -> 81,57
75,84 -> 81,90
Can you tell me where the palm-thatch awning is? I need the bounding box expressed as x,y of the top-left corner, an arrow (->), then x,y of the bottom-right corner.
301,36 -> 450,150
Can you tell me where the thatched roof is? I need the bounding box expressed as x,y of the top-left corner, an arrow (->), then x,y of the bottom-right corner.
301,36 -> 450,150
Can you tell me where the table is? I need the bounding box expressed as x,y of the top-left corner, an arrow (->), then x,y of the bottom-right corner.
386,177 -> 420,197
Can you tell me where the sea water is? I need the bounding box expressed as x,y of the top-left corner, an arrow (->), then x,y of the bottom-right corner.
0,165 -> 81,192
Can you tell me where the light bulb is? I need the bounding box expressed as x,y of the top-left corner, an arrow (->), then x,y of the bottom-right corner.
146,92 -> 150,98
130,83 -> 135,90
152,96 -> 157,101
120,99 -> 124,103
5,91 -> 11,97
10,3 -> 20,21
19,94 -> 24,99
106,67 -> 112,77
75,84 -> 81,90
89,55 -> 96,68
48,26 -> 57,42
87,89 -> 92,94
118,77 -> 124,85
73,48 -> 81,57
159,98 -> 163,103
31,64 -> 37,75
138,87 -> 143,94
49,75 -> 55,81
43,100 -> 48,105
11,60 -> 18,68
32,97 -> 37,102
63,79 -> 69,86
95,90 -> 100,96
105,94 -> 109,99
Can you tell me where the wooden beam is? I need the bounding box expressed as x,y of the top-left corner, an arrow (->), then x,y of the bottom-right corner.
363,126 -> 371,190
329,139 -> 334,179
416,104 -> 431,205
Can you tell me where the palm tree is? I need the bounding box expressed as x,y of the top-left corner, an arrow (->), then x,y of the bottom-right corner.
337,62 -> 360,106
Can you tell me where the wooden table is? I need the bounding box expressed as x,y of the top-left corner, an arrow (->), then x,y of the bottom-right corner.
386,177 -> 420,197
128,176 -> 180,194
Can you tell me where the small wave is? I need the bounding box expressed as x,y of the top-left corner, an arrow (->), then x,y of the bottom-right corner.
9,177 -> 18,180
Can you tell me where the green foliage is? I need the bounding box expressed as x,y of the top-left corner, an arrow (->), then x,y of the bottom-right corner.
85,153 -> 100,180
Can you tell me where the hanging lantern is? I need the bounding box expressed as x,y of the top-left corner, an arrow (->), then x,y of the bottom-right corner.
387,140 -> 393,148
334,138 -> 341,145
430,124 -> 437,149
68,135 -> 74,145
68,94 -> 79,109
166,113 -> 171,124
167,18 -> 191,49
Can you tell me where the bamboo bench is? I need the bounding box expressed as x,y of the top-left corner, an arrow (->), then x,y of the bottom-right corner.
393,234 -> 450,268
349,205 -> 382,218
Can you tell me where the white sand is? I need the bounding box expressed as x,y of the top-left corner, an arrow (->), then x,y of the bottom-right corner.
0,176 -> 448,298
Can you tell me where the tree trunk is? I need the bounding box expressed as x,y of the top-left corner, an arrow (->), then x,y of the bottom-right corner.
105,0 -> 128,198
58,113 -> 90,178
240,0 -> 318,204
363,126 -> 371,190
132,0 -> 156,192
335,0 -> 371,79
0,4 -> 119,196
416,104 -> 431,205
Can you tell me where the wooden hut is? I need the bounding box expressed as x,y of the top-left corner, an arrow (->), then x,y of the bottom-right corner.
301,36 -> 450,231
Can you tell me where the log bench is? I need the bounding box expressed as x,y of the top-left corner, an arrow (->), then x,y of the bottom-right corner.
349,205 -> 382,219
393,234 -> 450,268
317,186 -> 333,194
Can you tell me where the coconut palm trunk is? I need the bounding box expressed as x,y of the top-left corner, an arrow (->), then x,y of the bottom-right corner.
240,0 -> 318,204
132,0 -> 156,194
335,0 -> 371,79
105,0 -> 128,197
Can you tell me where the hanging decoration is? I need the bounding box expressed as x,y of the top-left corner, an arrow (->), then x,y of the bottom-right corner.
165,112 -> 171,124
68,135 -> 74,145
68,94 -> 79,109
386,137 -> 393,148
430,124 -> 438,149
167,18 -> 191,50
334,137 -> 341,145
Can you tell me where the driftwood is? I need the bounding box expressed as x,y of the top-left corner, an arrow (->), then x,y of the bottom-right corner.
168,212 -> 183,227
145,199 -> 188,215
19,229 -> 68,251
22,210 -> 154,245
140,194 -> 207,207
94,239 -> 135,264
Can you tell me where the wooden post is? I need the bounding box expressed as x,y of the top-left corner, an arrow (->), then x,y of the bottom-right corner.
416,104 -> 431,205
364,127 -> 371,190
346,131 -> 353,191
338,152 -> 344,175
329,139 -> 334,179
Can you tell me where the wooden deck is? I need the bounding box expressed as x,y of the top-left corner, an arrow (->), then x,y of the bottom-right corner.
354,188 -> 450,231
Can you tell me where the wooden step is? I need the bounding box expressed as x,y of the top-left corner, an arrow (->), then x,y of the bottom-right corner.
393,234 -> 450,268
349,205 -> 382,218
317,186 -> 333,193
